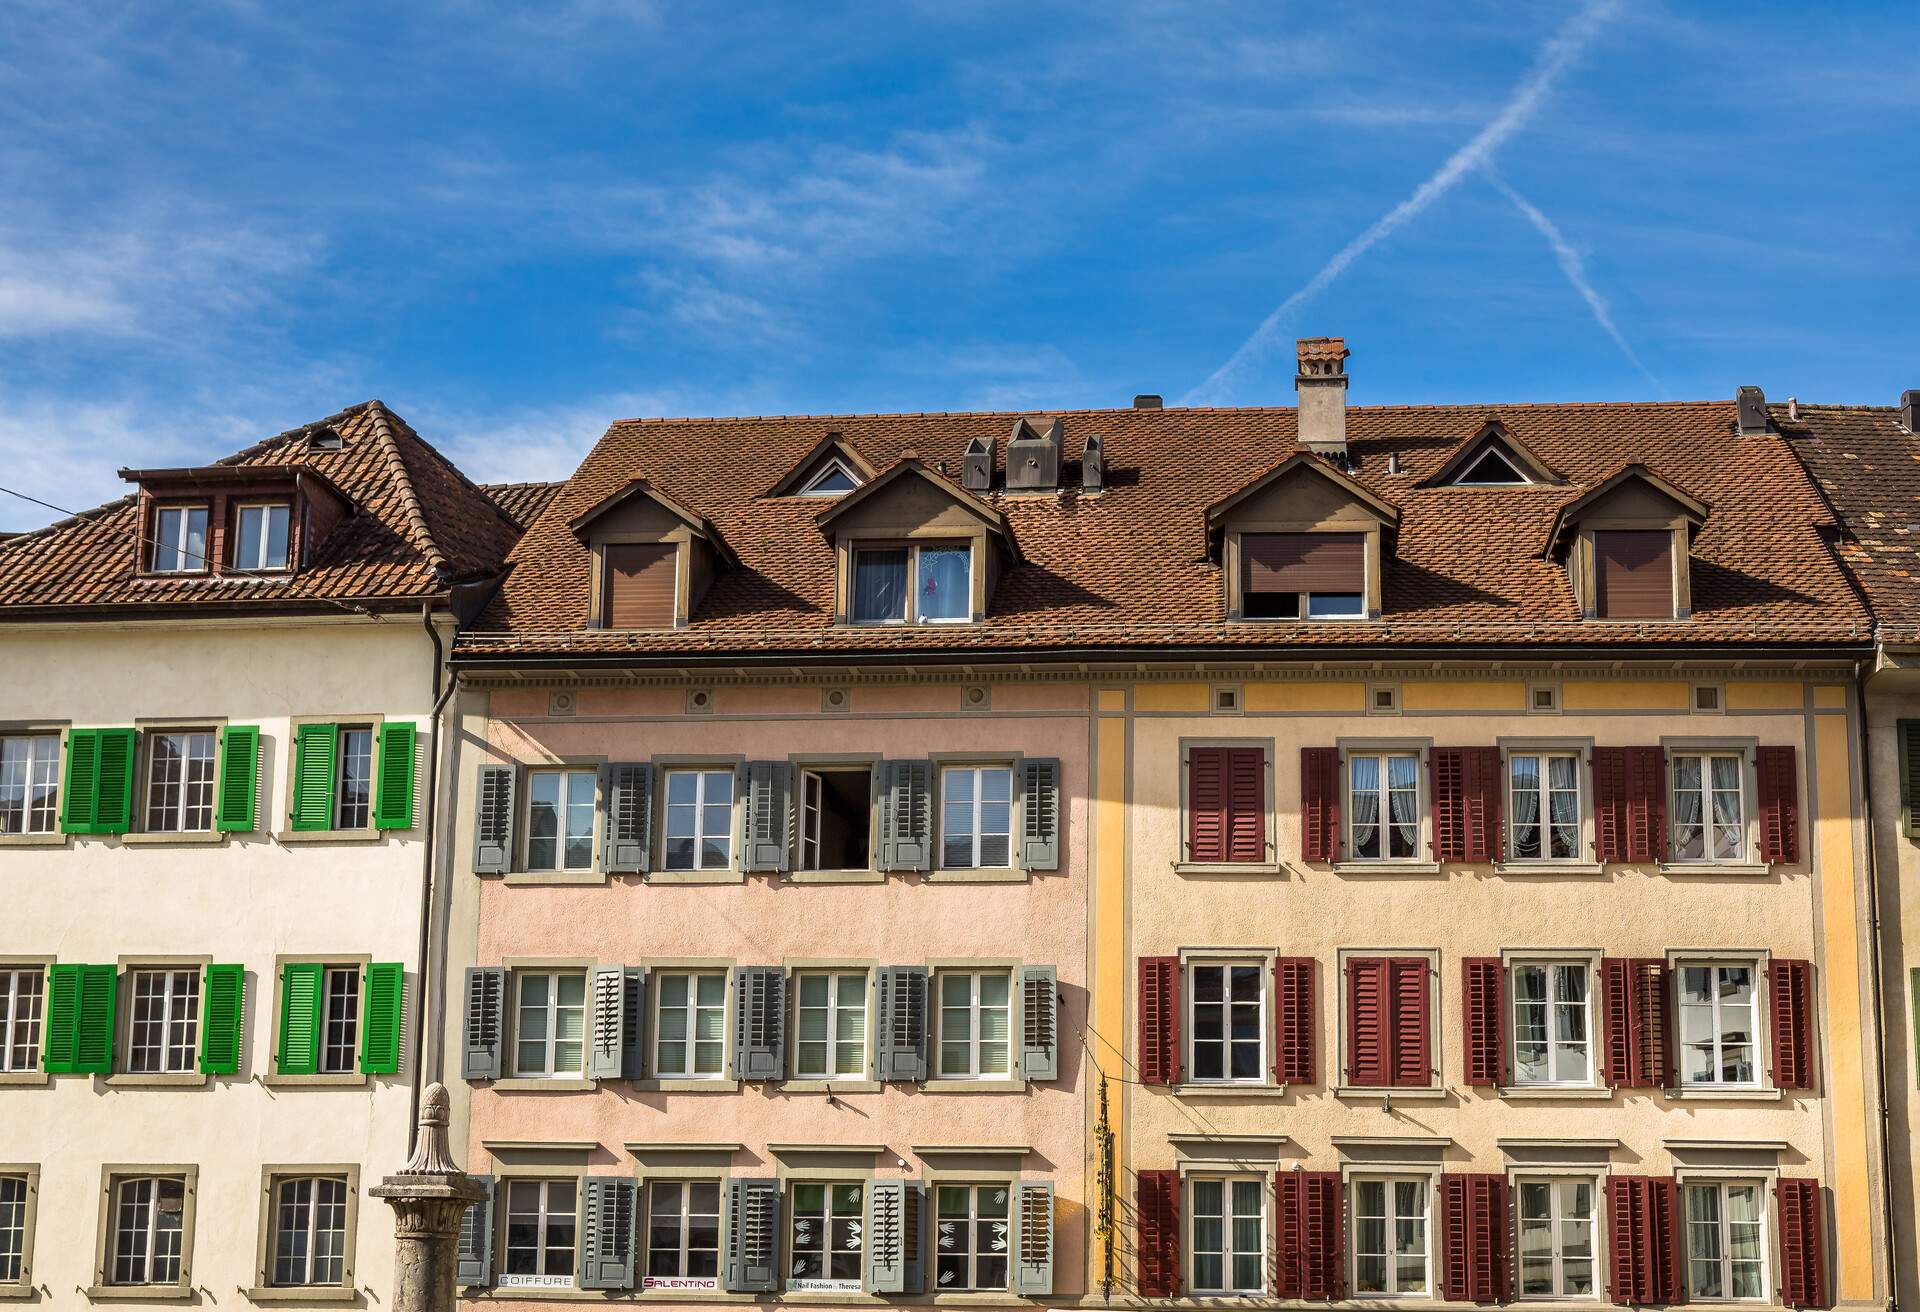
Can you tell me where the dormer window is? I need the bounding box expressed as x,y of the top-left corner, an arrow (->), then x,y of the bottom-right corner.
799,460 -> 861,497
233,502 -> 291,571
852,543 -> 971,624
1593,530 -> 1673,619
1207,453 -> 1400,623
150,505 -> 209,574
1455,449 -> 1530,485
1425,422 -> 1562,489
1242,533 -> 1365,619
1543,465 -> 1708,623
568,479 -> 734,631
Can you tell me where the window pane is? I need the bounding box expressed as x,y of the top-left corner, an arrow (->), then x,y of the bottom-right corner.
852,549 -> 908,623
917,546 -> 970,622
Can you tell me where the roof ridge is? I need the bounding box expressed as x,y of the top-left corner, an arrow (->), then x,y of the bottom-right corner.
604,398 -> 1733,426
364,402 -> 450,576
373,404 -> 527,537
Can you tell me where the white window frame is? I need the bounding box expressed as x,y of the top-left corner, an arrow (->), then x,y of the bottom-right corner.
799,459 -> 862,497
1669,749 -> 1751,865
319,967 -> 360,1076
269,1174 -> 350,1287
1681,1178 -> 1770,1303
511,970 -> 587,1079
0,967 -> 44,1074
793,970 -> 868,1080
1342,745 -> 1426,863
935,970 -> 1014,1079
932,1182 -> 1013,1292
644,1178 -> 722,1288
1349,1173 -> 1433,1299
232,501 -> 292,571
143,729 -> 217,833
938,764 -> 1015,870
333,726 -> 375,830
1512,1174 -> 1601,1300
1185,959 -> 1267,1086
796,765 -> 875,872
1187,1173 -> 1267,1295
1505,750 -> 1585,863
525,768 -> 597,872
850,542 -> 973,626
652,970 -> 728,1079
787,1179 -> 865,1291
500,1177 -> 578,1288
149,505 -> 209,574
1509,959 -> 1595,1087
109,1174 -> 188,1285
661,768 -> 735,871
125,968 -> 200,1074
0,733 -> 60,835
1673,957 -> 1764,1090
0,1170 -> 30,1286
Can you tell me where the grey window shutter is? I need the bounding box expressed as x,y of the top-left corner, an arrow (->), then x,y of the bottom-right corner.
473,765 -> 515,874
603,763 -> 653,874
456,1174 -> 494,1287
878,760 -> 932,872
461,967 -> 506,1080
1019,758 -> 1061,870
867,1179 -> 907,1293
731,966 -> 785,1080
872,966 -> 929,1081
743,761 -> 792,873
1018,965 -> 1059,1081
900,1179 -> 926,1293
724,1177 -> 780,1292
619,966 -> 647,1079
588,967 -> 627,1080
577,1176 -> 638,1290
1012,1180 -> 1054,1295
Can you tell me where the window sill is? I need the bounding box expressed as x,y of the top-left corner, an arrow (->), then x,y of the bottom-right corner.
1658,862 -> 1771,877
647,868 -> 746,885
1495,861 -> 1605,877
274,828 -> 383,844
1176,1083 -> 1290,1098
631,1077 -> 742,1093
105,1072 -> 209,1088
781,1079 -> 883,1094
930,1294 -> 1033,1306
469,1289 -> 609,1303
1173,862 -> 1285,877
87,1285 -> 194,1301
1666,1087 -> 1784,1102
0,832 -> 65,847
119,831 -> 227,846
1496,1085 -> 1613,1100
786,869 -> 887,885
1332,861 -> 1442,876
245,1286 -> 358,1303
774,1294 -> 885,1305
921,1078 -> 1025,1094
0,1070 -> 49,1086
492,1076 -> 596,1092
925,867 -> 1027,883
1333,1085 -> 1446,1100
503,869 -> 607,886
0,1286 -> 33,1302
263,1071 -> 368,1088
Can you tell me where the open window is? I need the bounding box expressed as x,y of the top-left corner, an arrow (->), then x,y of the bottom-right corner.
796,766 -> 873,871
569,480 -> 735,631
1207,452 -> 1399,621
815,457 -> 1016,626
1544,465 -> 1709,621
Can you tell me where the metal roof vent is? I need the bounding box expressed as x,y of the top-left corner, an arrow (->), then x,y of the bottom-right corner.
1006,418 -> 1062,493
1133,394 -> 1163,410
1081,432 -> 1106,494
1736,386 -> 1768,436
1901,389 -> 1919,435
962,436 -> 993,492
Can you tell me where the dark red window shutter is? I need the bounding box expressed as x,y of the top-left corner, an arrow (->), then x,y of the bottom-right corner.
1225,747 -> 1264,863
1595,746 -> 1666,863
1442,1174 -> 1510,1303
1757,745 -> 1800,864
1273,956 -> 1316,1085
1188,747 -> 1226,863
1775,1178 -> 1827,1308
1770,958 -> 1815,1090
1346,957 -> 1388,1086
1602,957 -> 1670,1087
1275,1171 -> 1344,1301
1135,1169 -> 1181,1297
1300,746 -> 1340,862
1432,747 -> 1502,862
1389,956 -> 1431,1087
1607,1176 -> 1681,1305
1138,957 -> 1181,1085
1461,957 -> 1506,1087
1348,957 -> 1430,1087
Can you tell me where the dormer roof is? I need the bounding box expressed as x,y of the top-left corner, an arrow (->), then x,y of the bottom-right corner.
569,478 -> 738,565
1421,420 -> 1564,487
1543,463 -> 1710,558
814,456 -> 1013,549
766,433 -> 877,498
1206,451 -> 1402,534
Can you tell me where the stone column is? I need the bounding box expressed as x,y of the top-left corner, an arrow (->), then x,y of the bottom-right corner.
371,1082 -> 489,1312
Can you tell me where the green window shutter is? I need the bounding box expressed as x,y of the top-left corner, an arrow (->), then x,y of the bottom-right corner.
362,962 -> 404,1074
61,729 -> 99,832
215,725 -> 261,832
93,729 -> 136,834
200,964 -> 245,1075
374,722 -> 417,831
291,723 -> 339,831
45,963 -> 116,1074
1901,722 -> 1920,840
278,963 -> 324,1075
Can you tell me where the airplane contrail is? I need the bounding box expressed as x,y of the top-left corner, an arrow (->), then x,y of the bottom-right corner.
1480,167 -> 1663,394
1184,0 -> 1621,404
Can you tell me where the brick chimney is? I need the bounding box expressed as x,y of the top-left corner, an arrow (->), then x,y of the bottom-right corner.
1296,337 -> 1350,457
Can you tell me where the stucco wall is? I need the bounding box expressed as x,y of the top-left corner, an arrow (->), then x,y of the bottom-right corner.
0,617 -> 439,1307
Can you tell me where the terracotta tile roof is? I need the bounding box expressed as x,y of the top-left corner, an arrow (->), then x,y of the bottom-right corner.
483,480 -> 565,529
1778,403 -> 1920,642
0,401 -> 524,616
458,399 -> 1871,663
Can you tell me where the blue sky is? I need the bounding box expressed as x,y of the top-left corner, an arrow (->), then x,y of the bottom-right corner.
2,0 -> 1916,529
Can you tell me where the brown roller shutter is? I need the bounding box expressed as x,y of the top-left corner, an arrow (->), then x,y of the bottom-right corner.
1594,530 -> 1673,619
1244,533 -> 1364,594
602,543 -> 677,628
